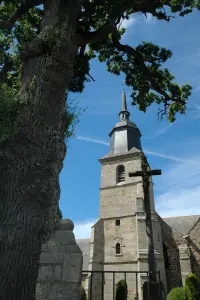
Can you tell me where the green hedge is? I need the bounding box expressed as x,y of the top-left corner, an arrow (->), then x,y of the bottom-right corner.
185,273 -> 200,300
116,280 -> 127,300
167,287 -> 188,300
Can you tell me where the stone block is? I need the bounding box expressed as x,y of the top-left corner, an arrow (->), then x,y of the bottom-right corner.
55,265 -> 62,281
38,265 -> 54,282
41,243 -> 49,253
54,230 -> 76,245
40,252 -> 63,264
36,282 -> 52,300
62,252 -> 83,282
50,283 -> 81,300
37,219 -> 83,300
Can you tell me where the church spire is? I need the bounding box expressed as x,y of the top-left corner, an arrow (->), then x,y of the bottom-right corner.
119,90 -> 130,121
107,91 -> 142,155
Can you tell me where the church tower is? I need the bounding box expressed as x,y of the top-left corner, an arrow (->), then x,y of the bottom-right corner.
88,91 -> 166,300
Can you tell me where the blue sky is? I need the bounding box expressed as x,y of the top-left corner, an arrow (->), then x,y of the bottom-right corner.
58,10 -> 200,239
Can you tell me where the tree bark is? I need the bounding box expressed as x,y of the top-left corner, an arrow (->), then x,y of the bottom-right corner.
0,1 -> 78,299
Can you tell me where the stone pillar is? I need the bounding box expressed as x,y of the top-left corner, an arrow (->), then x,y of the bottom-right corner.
178,243 -> 191,285
36,219 -> 83,300
135,194 -> 149,300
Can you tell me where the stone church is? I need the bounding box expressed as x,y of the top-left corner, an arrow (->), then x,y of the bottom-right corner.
76,91 -> 200,299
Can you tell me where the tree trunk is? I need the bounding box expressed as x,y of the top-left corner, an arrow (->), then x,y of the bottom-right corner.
0,1 -> 78,299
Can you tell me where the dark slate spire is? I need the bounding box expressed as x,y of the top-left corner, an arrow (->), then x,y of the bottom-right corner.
119,90 -> 130,121
108,91 -> 142,155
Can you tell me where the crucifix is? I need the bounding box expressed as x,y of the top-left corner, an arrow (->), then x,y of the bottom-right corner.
129,155 -> 161,283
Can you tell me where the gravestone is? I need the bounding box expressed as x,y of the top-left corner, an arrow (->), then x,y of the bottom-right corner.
36,219 -> 83,300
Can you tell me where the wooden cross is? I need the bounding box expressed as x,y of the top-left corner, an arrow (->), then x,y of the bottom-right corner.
129,156 -> 161,282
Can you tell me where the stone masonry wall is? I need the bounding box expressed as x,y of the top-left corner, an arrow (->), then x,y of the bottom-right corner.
188,219 -> 200,277
87,219 -> 104,300
160,218 -> 183,292
99,154 -> 142,218
165,247 -> 182,292
36,219 -> 83,300
103,216 -> 138,263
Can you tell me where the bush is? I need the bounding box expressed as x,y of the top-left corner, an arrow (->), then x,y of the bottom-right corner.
116,280 -> 127,300
185,273 -> 200,300
167,287 -> 188,300
81,286 -> 87,300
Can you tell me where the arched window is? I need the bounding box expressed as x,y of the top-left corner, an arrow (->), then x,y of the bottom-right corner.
117,165 -> 125,183
116,243 -> 121,254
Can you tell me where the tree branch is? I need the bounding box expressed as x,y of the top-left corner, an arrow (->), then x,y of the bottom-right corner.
112,36 -> 186,109
0,0 -> 43,30
75,20 -> 117,46
87,73 -> 95,81
75,0 -> 159,46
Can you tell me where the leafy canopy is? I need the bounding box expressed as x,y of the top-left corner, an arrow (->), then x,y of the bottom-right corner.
0,0 -> 199,135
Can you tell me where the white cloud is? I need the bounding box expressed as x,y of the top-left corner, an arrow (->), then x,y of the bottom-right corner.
194,84 -> 200,91
192,104 -> 200,119
143,124 -> 173,139
155,156 -> 200,217
145,150 -> 199,165
120,16 -> 137,29
76,135 -> 199,165
74,220 -> 95,239
76,136 -> 109,146
144,13 -> 155,24
120,15 -> 138,40
156,186 -> 200,218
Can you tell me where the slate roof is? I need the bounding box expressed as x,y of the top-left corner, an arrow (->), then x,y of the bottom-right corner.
163,215 -> 200,235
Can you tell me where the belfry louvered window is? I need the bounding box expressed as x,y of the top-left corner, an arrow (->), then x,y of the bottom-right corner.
117,165 -> 125,183
116,243 -> 121,254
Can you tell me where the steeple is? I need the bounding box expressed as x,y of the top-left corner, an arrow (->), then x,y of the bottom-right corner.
108,91 -> 142,155
119,90 -> 130,121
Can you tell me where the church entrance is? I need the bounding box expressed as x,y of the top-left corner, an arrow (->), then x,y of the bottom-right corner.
82,270 -> 163,300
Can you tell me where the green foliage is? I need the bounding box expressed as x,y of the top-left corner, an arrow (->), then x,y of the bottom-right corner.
167,287 -> 188,300
64,92 -> 83,140
81,286 -> 87,300
0,0 -> 199,139
185,273 -> 200,300
116,280 -> 127,300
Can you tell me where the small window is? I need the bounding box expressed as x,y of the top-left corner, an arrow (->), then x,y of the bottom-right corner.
116,219 -> 120,226
116,243 -> 121,254
117,165 -> 125,183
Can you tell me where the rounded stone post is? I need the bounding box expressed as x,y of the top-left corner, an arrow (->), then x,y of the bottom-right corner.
36,219 -> 83,300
